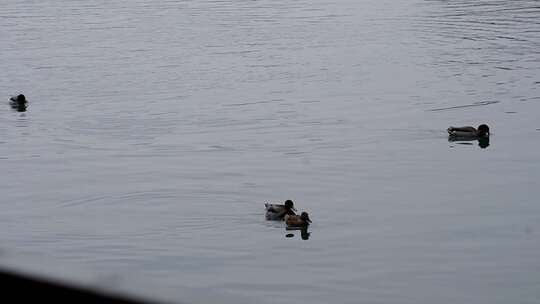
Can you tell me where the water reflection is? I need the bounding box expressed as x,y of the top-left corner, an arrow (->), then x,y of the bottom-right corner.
10,102 -> 27,112
448,136 -> 490,149
478,137 -> 490,149
285,227 -> 311,240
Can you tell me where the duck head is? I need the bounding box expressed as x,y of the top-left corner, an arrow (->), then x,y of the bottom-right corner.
284,199 -> 297,211
477,124 -> 490,137
12,94 -> 26,103
300,212 -> 312,224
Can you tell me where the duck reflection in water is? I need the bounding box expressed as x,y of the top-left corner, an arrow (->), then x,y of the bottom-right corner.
448,135 -> 490,149
9,94 -> 27,112
285,227 -> 311,240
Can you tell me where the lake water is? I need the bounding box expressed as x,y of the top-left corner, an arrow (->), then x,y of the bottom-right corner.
1,0 -> 539,303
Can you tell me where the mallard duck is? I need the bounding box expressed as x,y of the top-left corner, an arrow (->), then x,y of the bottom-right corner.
265,199 -> 296,220
9,94 -> 27,112
285,212 -> 312,227
447,124 -> 489,138
9,94 -> 26,104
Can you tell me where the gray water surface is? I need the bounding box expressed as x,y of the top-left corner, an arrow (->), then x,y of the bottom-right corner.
1,0 -> 540,303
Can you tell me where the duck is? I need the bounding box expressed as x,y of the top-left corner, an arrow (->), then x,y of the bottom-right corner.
265,199 -> 296,220
285,212 -> 312,227
9,94 -> 27,112
10,94 -> 27,104
447,124 -> 490,138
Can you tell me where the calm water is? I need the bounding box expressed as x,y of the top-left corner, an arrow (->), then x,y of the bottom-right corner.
1,0 -> 540,303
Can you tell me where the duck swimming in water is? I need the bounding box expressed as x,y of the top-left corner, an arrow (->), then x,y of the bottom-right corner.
9,94 -> 27,112
265,199 -> 296,220
10,94 -> 26,104
448,124 -> 490,138
285,212 -> 312,227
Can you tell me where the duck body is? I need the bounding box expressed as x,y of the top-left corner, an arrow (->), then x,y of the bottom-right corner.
265,200 -> 296,220
448,124 -> 489,138
285,212 -> 312,227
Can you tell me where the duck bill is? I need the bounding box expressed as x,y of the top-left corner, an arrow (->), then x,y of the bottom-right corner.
307,218 -> 312,223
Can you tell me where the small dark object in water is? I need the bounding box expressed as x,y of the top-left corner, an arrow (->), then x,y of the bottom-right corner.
300,228 -> 310,240
10,94 -> 26,103
286,233 -> 294,238
478,137 -> 490,149
9,94 -> 27,112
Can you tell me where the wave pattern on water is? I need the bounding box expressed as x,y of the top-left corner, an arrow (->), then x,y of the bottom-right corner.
412,0 -> 540,111
2,1 -> 540,304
